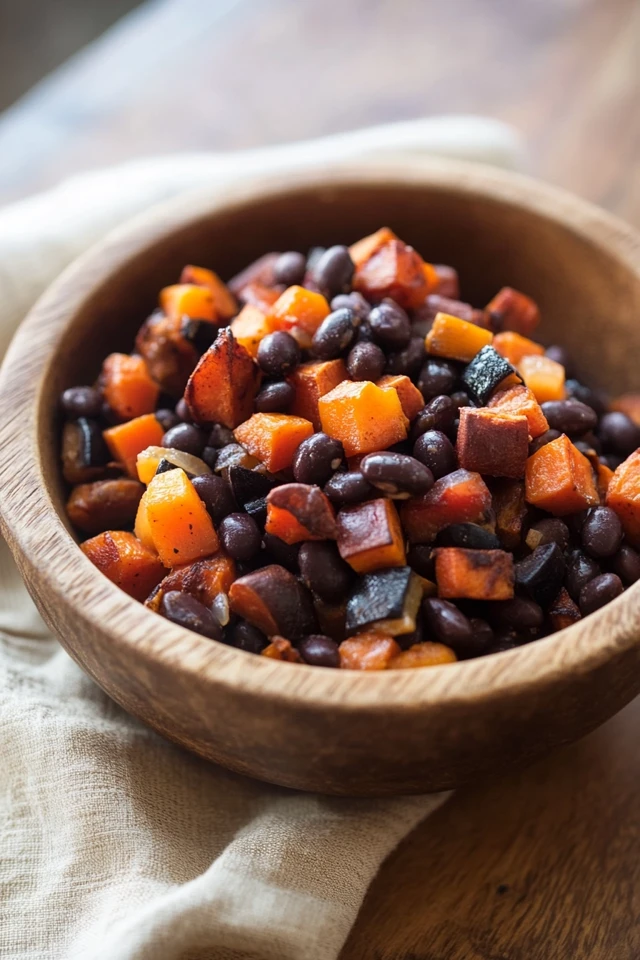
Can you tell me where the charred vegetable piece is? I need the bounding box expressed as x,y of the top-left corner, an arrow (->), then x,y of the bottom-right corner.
525,434 -> 599,515
262,636 -> 303,662
519,355 -> 565,404
435,523 -> 501,550
244,497 -> 268,531
548,587 -> 582,631
136,446 -> 211,484
103,414 -> 165,478
456,407 -> 529,479
485,286 -> 540,336
400,469 -> 492,544
66,478 -> 144,534
234,413 -> 314,473
81,530 -> 164,601
229,564 -> 316,639
606,450 -> 640,546
515,542 -> 567,607
148,553 -> 236,609
345,566 -> 422,635
337,498 -> 406,573
426,312 -> 494,363
318,380 -> 408,458
434,547 -> 515,600
100,353 -> 159,421
184,328 -> 261,429
135,468 -> 219,567
62,418 -> 110,484
287,359 -> 349,430
135,313 -> 200,397
227,464 -> 274,506
338,633 -> 401,670
492,479 -> 528,551
461,346 -> 520,406
487,384 -> 549,439
265,483 -> 338,543
389,642 -> 457,668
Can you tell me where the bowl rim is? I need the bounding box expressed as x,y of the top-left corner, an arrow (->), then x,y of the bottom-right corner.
1,155 -> 640,713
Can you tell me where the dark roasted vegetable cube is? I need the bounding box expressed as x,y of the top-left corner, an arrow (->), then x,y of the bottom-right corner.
514,542 -> 567,607
461,346 -> 520,405
345,566 -> 422,635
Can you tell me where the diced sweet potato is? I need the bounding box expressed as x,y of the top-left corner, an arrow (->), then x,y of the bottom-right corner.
338,633 -> 401,670
66,478 -> 144,535
160,283 -> 216,322
184,328 -> 261,428
266,285 -> 330,346
180,264 -> 237,320
486,286 -> 540,336
136,446 -> 211,485
412,294 -> 489,338
150,554 -> 236,607
491,479 -> 528,551
353,238 -> 434,309
81,530 -> 164,601
492,331 -> 544,366
457,407 -> 529,479
377,374 -> 424,421
240,281 -> 281,312
487,383 -> 549,438
389,642 -> 457,668
229,564 -> 316,639
434,547 -> 515,600
135,313 -> 199,397
265,484 -> 338,543
229,305 -> 272,358
337,498 -> 406,573
425,312 -> 493,362
611,393 -> 640,426
135,468 -> 219,567
262,637 -> 303,662
101,353 -> 159,422
606,449 -> 640,545
400,469 -> 492,543
234,413 -> 314,472
318,380 -> 408,458
288,359 -> 348,430
349,227 -> 397,268
103,414 -> 165,477
548,587 -> 582,631
526,434 -> 599,515
519,355 -> 565,403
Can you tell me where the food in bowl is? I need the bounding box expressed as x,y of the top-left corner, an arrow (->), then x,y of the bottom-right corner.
60,227 -> 640,669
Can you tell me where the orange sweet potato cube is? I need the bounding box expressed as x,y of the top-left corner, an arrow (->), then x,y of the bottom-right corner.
400,469 -> 492,543
234,413 -> 314,472
337,498 -> 406,573
491,479 -> 528,551
519,355 -> 565,403
184,328 -> 261,428
606,449 -> 640,545
266,285 -> 330,346
101,353 -> 160,422
103,413 -> 165,478
318,380 -> 408,458
548,587 -> 581,632
262,637 -> 303,662
338,633 -> 401,670
81,530 -> 165,601
525,434 -> 599,515
230,304 -> 273,357
349,227 -> 397,267
288,359 -> 348,430
434,547 -> 515,600
135,468 -> 219,567
160,283 -> 216,322
492,331 -> 544,366
487,383 -> 549,438
149,554 -> 237,608
486,286 -> 540,336
377,374 -> 424,421
456,407 -> 529,479
426,312 -> 493,363
179,264 -> 237,320
353,238 -> 434,309
389,642 -> 457,668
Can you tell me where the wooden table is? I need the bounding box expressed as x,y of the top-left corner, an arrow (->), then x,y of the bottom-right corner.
1,0 -> 638,955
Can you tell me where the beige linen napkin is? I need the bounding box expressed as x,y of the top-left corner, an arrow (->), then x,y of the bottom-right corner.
0,118 -> 522,960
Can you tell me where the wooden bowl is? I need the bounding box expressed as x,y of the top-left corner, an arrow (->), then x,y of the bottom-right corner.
1,158 -> 640,797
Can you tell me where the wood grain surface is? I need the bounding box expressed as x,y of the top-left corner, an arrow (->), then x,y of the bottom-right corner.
0,0 -> 638,955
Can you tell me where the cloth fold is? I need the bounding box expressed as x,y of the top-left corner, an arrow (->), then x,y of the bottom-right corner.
0,117 -> 521,960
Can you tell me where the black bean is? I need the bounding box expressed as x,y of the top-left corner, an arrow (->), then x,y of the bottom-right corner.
311,308 -> 358,360
273,251 -> 306,287
306,246 -> 326,271
581,506 -> 623,558
599,454 -> 623,471
565,379 -> 608,417
450,390 -> 472,410
201,446 -> 218,469
384,337 -> 425,377
181,318 -> 217,353
545,345 -> 572,374
407,545 -> 435,580
565,549 -> 601,602
323,470 -> 374,506
292,433 -> 344,485
435,523 -> 501,550
417,358 -> 458,400
412,430 -> 457,479
611,544 -> 640,585
527,518 -> 570,552
566,509 -> 589,538
160,591 -> 222,640
514,542 -> 566,607
486,634 -> 520,655
488,597 -> 544,632
368,300 -> 411,348
298,634 -> 340,668
541,399 -> 598,436
218,513 -> 262,561
191,474 -> 236,525
468,618 -> 494,657
346,341 -> 386,381
257,331 -> 300,376
331,291 -> 370,320
208,424 -> 235,448
529,429 -> 562,455
61,386 -> 103,419
298,541 -> 353,603
227,465 -> 273,506
255,381 -> 294,412
598,411 -> 640,457
360,451 -> 434,498
231,619 -> 268,653
262,533 -> 301,572
155,408 -> 181,432
175,397 -> 192,422
579,572 -> 624,616
162,422 -> 207,456
411,395 -> 457,440
354,321 -> 375,343
422,598 -> 475,657
310,245 -> 355,298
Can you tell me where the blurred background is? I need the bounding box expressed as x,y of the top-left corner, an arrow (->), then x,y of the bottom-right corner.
0,0 -> 638,221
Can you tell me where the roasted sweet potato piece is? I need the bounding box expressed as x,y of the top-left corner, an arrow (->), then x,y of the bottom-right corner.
412,294 -> 489,337
135,313 -> 200,397
265,483 -> 338,544
229,305 -> 272,358
345,566 -> 421,635
318,380 -> 408,458
548,587 -> 582,631
377,374 -> 424,421
435,547 -> 515,600
611,393 -> 640,426
337,498 -> 406,573
81,530 -> 164,601
433,264 -> 460,299
266,285 -> 330,346
180,264 -> 237,320
184,328 -> 261,428
491,479 -> 528,551
101,353 -> 159,421
519,355 -> 565,403
229,564 -> 316,639
103,414 -> 165,477
228,252 -> 279,299
338,633 -> 401,670
149,554 -> 236,608
606,450 -> 640,545
389,642 -> 457,668
240,281 -> 281,312
67,478 -> 144,534
262,637 -> 303,662
457,407 -> 529,479
135,468 -> 219,567
61,418 -> 111,484
349,227 -> 397,268
486,286 -> 540,336
487,383 -> 549,439
526,434 -> 599,515
426,312 -> 494,363
160,283 -> 216,322
492,331 -> 544,366
353,238 -> 435,309
400,469 -> 492,543
234,413 -> 313,472
288,359 -> 348,430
